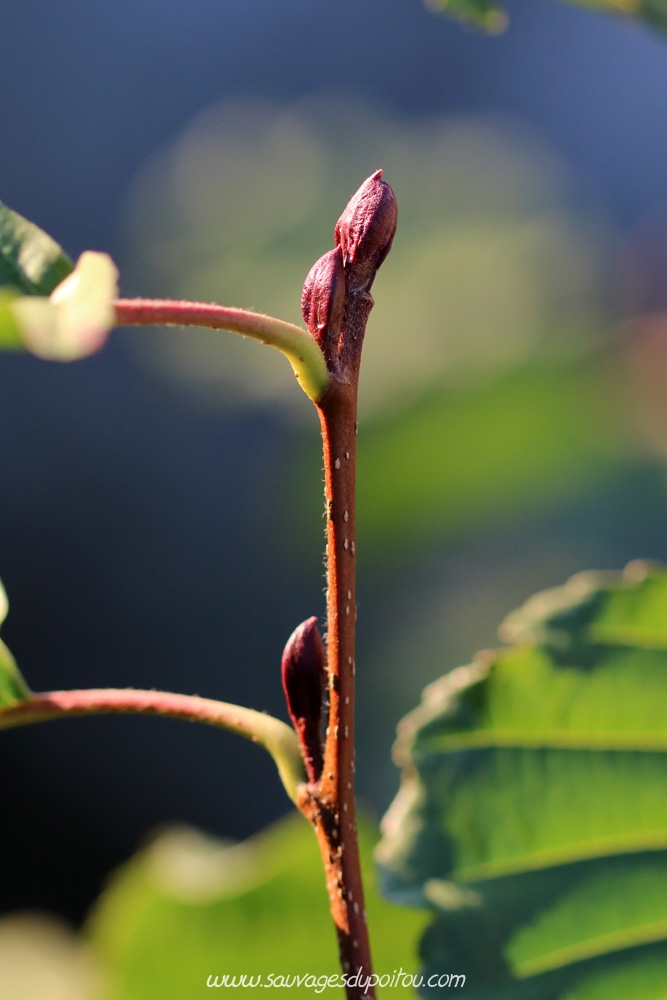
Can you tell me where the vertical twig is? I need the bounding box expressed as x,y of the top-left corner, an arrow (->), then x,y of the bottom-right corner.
297,375 -> 374,996
295,172 -> 397,997
320,374 -> 372,983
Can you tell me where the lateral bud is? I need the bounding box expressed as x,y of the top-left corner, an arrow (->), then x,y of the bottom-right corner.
281,616 -> 326,783
301,246 -> 346,366
334,169 -> 398,277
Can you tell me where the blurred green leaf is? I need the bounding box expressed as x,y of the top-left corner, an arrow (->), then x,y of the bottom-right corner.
0,292 -> 23,349
427,0 -> 667,33
0,639 -> 30,707
378,561 -> 667,997
353,357 -> 630,560
0,201 -> 73,296
0,581 -> 30,707
560,0 -> 667,32
424,0 -> 508,32
87,813 -> 427,998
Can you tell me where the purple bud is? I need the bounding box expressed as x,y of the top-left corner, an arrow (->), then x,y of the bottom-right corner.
301,246 -> 346,356
281,617 -> 326,783
334,169 -> 398,273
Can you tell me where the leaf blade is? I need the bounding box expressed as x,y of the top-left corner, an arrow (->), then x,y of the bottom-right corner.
87,813 -> 428,997
0,201 -> 73,296
380,562 -> 667,996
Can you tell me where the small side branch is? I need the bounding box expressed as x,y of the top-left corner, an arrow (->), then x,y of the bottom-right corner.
0,688 -> 306,803
114,298 -> 329,402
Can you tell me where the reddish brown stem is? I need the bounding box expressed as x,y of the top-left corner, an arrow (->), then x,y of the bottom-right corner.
298,301 -> 376,995
312,375 -> 374,990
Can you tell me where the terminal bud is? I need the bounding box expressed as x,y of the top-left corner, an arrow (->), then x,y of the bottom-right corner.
334,169 -> 397,275
281,616 -> 326,783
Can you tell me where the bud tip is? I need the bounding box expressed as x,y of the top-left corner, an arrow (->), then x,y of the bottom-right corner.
334,169 -> 397,274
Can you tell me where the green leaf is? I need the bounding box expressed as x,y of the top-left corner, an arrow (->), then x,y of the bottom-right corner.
425,0 -> 507,32
0,581 -> 30,707
561,0 -> 667,33
0,291 -> 23,349
0,639 -> 31,707
378,561 -> 667,998
0,201 -> 73,296
356,357 -> 629,560
86,813 -> 428,997
426,0 -> 667,33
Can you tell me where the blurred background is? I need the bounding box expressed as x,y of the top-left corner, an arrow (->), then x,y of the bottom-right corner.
1,0 -> 667,974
